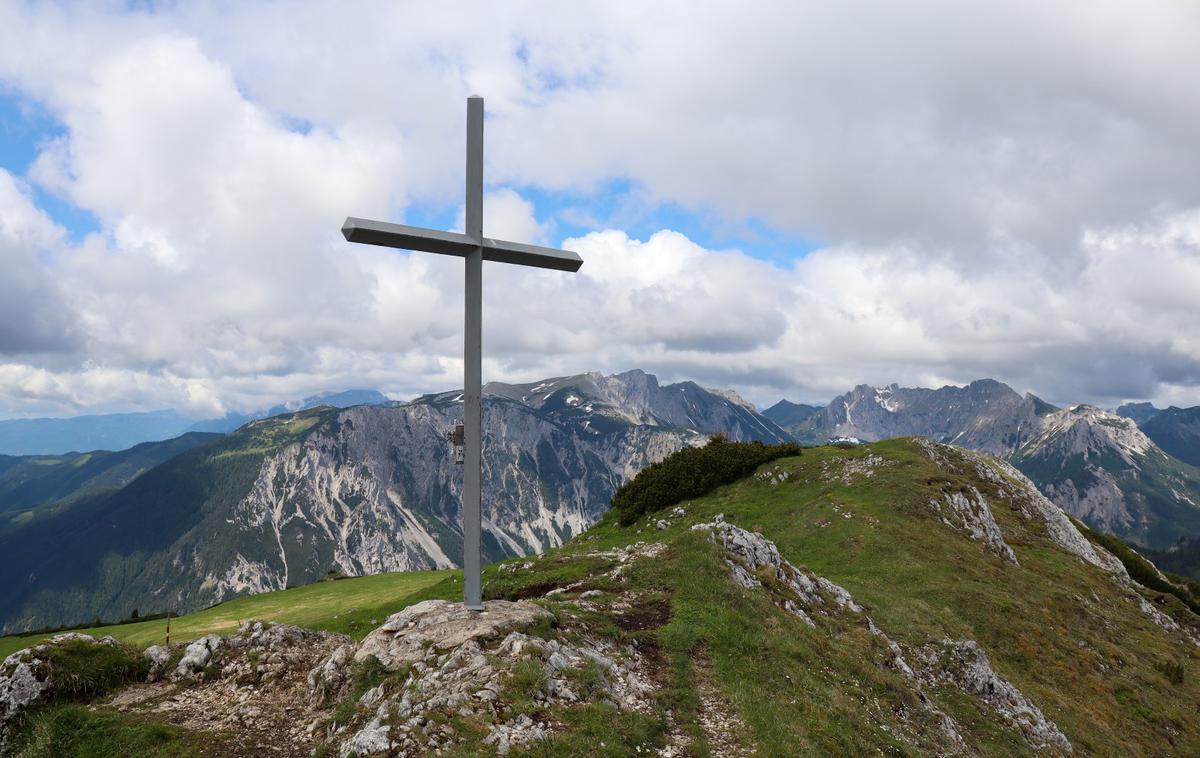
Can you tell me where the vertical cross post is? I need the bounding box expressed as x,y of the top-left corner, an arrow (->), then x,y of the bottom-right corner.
340,96 -> 581,611
463,96 -> 484,610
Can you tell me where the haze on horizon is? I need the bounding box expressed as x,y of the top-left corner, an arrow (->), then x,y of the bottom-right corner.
1,0 -> 1198,420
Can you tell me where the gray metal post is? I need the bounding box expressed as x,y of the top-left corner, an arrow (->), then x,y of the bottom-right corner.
463,96 -> 484,610
340,96 -> 581,612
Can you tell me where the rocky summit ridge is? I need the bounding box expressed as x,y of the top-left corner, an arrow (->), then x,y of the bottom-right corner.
2,437 -> 1198,755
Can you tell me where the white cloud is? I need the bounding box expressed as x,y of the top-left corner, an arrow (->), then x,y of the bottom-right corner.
0,1 -> 1198,416
0,170 -> 79,356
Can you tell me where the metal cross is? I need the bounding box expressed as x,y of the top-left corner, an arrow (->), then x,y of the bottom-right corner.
341,96 -> 583,610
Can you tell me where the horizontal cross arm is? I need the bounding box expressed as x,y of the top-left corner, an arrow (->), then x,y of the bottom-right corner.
342,218 -> 478,257
342,217 -> 583,272
482,238 -> 582,272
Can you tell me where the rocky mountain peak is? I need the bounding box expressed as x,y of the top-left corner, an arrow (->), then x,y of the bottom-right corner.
1026,405 -> 1154,465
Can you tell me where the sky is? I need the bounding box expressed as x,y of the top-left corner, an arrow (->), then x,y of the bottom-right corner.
1,0 -> 1199,419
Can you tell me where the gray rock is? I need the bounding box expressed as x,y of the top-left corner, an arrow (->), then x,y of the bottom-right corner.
143,645 -> 172,681
308,642 -> 355,704
2,633 -> 135,749
355,599 -> 553,670
0,654 -> 50,748
929,486 -> 1018,564
173,634 -> 223,680
340,718 -> 393,757
915,639 -> 1072,753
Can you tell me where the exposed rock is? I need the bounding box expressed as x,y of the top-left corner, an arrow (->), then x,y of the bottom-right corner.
353,599 -> 552,669
308,641 -> 355,705
914,639 -> 1072,754
919,444 -> 1200,643
114,621 -> 351,757
921,442 -> 1120,574
755,465 -> 791,485
693,519 -> 969,752
324,600 -> 652,757
0,651 -> 50,750
582,541 -> 668,580
1133,595 -> 1200,646
821,454 -> 892,484
143,644 -> 171,681
929,486 -> 1018,564
692,520 -> 863,615
173,634 -> 223,680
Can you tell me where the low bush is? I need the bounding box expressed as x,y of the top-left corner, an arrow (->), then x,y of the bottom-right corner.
611,435 -> 801,526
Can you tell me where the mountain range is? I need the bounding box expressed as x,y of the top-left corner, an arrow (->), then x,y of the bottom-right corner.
0,370 -> 787,633
1,370 -> 1196,634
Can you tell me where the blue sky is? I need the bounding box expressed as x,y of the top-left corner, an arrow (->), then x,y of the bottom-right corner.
0,90 -> 99,241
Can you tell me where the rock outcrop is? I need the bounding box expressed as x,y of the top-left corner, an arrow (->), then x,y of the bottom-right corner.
692,517 -> 1079,754
352,600 -> 553,670
110,621 -> 352,757
309,599 -> 653,756
929,486 -> 1018,564
914,639 -> 1072,753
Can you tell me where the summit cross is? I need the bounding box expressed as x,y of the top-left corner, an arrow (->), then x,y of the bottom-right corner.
341,96 -> 583,610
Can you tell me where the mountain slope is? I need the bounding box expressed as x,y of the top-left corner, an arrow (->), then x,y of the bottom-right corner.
1116,401 -> 1162,426
1012,405 -> 1200,548
808,378 -> 1056,455
762,398 -> 822,429
6,438 -> 1198,756
0,432 -> 220,521
0,371 -> 788,633
1140,406 -> 1200,467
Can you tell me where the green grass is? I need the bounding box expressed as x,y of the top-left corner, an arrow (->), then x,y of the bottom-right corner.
35,639 -> 150,700
508,703 -> 664,757
11,704 -> 228,757
0,569 -> 453,660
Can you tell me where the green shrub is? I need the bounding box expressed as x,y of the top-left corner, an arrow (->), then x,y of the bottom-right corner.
611,435 -> 801,525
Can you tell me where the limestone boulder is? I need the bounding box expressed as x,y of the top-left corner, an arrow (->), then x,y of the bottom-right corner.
354,599 -> 553,670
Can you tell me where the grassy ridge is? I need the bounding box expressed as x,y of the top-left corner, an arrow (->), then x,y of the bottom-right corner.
0,569 -> 453,661
500,438 -> 1200,755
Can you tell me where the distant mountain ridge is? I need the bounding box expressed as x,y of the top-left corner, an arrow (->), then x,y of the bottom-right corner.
765,379 -> 1200,549
0,370 -> 789,633
0,390 -> 392,455
1140,406 -> 1200,467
